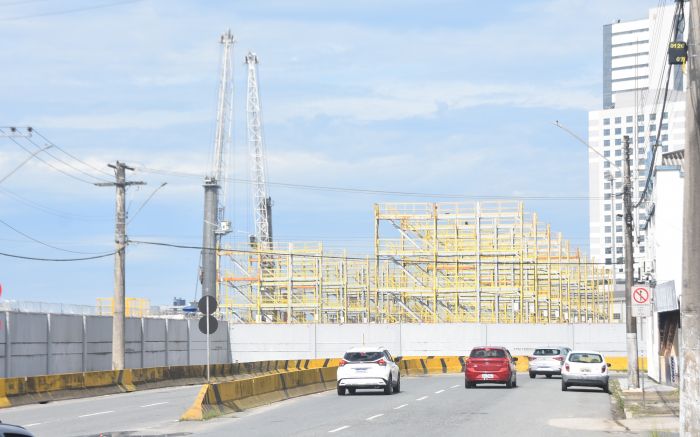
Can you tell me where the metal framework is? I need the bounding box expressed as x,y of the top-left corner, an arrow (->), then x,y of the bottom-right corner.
245,51 -> 273,247
97,297 -> 150,318
218,201 -> 612,324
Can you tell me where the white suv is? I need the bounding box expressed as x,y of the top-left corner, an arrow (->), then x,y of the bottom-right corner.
336,346 -> 400,395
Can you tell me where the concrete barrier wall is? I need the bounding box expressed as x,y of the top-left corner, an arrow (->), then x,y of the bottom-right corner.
230,323 -> 640,362
0,311 -> 231,377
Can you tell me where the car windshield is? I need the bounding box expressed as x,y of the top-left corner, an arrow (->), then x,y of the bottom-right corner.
569,353 -> 603,363
470,349 -> 506,358
534,348 -> 561,356
344,351 -> 384,362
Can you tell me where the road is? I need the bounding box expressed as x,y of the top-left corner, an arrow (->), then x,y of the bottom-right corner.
0,373 -> 627,436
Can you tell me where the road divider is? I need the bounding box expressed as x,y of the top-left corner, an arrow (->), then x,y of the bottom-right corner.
0,358 -> 339,409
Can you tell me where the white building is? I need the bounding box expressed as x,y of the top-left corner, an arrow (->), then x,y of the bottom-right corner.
588,4 -> 687,321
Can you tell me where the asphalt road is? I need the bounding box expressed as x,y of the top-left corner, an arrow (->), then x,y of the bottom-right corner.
0,374 -> 630,436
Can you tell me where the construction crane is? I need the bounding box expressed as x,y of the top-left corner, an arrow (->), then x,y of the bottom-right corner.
245,51 -> 273,249
201,30 -> 235,302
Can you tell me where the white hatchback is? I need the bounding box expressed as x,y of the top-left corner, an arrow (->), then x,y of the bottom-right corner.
561,350 -> 611,393
336,346 -> 400,395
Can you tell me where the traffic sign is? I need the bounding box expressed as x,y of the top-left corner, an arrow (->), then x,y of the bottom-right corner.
632,286 -> 650,304
198,295 -> 218,315
199,315 -> 218,335
631,285 -> 652,318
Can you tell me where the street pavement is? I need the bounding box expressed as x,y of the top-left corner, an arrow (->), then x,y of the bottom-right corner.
0,373 -> 677,436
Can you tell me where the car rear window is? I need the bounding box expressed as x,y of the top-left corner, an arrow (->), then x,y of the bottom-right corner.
569,353 -> 603,363
534,348 -> 561,356
469,348 -> 506,358
344,351 -> 384,362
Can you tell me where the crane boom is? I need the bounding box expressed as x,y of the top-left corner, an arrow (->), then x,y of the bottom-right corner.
245,51 -> 273,247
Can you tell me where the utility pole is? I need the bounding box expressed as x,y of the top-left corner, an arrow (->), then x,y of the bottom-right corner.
623,135 -> 639,389
96,162 -> 145,370
681,0 -> 700,433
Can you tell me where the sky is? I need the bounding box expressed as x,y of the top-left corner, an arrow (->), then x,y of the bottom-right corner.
0,0 -> 664,306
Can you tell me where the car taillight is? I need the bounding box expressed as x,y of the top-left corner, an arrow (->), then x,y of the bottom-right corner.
601,364 -> 607,373
339,359 -> 347,367
528,356 -> 535,361
565,364 -> 570,372
377,359 -> 387,366
554,356 -> 564,362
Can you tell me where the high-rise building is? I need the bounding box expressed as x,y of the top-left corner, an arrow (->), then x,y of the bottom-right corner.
588,4 -> 687,320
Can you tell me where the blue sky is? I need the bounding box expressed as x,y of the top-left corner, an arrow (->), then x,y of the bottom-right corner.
0,0 -> 661,305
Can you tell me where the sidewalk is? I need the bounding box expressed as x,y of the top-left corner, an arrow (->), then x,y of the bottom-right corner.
611,373 -> 679,435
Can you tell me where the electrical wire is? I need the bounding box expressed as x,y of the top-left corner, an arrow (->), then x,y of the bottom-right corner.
128,239 -> 620,266
0,250 -> 116,261
32,129 -> 114,178
0,0 -> 146,21
0,217 -> 108,254
126,182 -> 167,225
0,186 -> 111,221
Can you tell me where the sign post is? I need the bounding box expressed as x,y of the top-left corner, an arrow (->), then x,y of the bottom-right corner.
198,295 -> 218,382
631,285 -> 653,405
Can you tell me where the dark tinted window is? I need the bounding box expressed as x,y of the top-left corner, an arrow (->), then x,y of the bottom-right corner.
569,353 -> 603,363
344,351 -> 384,362
534,348 -> 561,356
470,348 -> 505,358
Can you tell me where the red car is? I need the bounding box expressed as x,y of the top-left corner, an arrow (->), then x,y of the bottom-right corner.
465,346 -> 518,388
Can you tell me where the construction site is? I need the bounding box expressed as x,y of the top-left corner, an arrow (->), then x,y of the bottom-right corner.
217,201 -> 612,324
189,31 -> 613,326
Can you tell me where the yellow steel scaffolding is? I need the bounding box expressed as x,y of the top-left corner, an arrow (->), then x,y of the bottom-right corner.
219,201 -> 612,324
96,297 -> 151,317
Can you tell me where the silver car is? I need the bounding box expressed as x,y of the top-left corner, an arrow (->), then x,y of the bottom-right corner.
528,347 -> 571,378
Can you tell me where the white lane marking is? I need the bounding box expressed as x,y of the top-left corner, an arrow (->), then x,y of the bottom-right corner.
78,410 -> 114,418
450,384 -> 460,388
140,402 -> 168,408
435,389 -> 445,394
329,425 -> 350,433
24,423 -> 41,427
394,404 -> 408,410
366,414 -> 384,421
416,396 -> 428,401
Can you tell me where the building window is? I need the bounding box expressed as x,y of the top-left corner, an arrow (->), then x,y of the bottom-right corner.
604,129 -> 610,136
626,127 -> 633,134
616,203 -> 622,210
638,235 -> 645,243
604,118 -> 610,125
613,313 -> 621,320
605,226 -> 612,233
606,258 -> 612,265
650,113 -> 657,121
661,123 -> 668,131
638,115 -> 644,122
615,139 -> 622,145
615,171 -> 622,178
616,236 -> 623,243
639,125 -> 645,132
605,236 -> 612,243
605,247 -> 612,254
605,215 -> 611,223
615,150 -> 622,156
615,117 -> 622,124
604,161 -> 611,168
604,139 -> 610,147
638,137 -> 645,144
649,125 -> 655,132
615,160 -> 622,168
626,115 -> 633,123
639,180 -> 645,187
638,147 -> 644,154
616,225 -> 623,232
605,193 -> 611,200
650,136 -> 657,143
615,128 -> 622,135
616,214 -> 622,222
604,151 -> 611,157
663,112 -> 668,119
617,247 -> 623,253
604,182 -> 611,189
662,145 -> 669,152
662,134 -> 668,141
640,246 -> 646,253
604,204 -> 611,211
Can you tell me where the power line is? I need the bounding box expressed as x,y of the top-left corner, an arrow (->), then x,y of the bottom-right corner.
0,217 -> 108,254
0,250 -> 115,261
128,239 -> 617,266
126,182 -> 167,225
0,0 -> 146,21
134,166 -> 599,201
32,129 -> 114,179
0,186 -> 111,221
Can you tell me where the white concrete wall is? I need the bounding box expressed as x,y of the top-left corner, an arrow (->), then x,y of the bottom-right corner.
230,323 -> 630,362
0,312 -> 231,377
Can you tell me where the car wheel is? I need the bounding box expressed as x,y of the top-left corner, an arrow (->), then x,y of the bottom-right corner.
546,374 -> 552,379
465,380 -> 472,389
506,378 -> 513,389
337,385 -> 346,396
384,375 -> 393,395
603,383 -> 609,393
529,371 -> 536,379
348,388 -> 356,395
393,375 -> 401,393
513,374 -> 517,387
561,381 -> 568,392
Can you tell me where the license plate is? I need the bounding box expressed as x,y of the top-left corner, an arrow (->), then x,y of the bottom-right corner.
581,368 -> 590,373
355,368 -> 368,373
481,373 -> 494,379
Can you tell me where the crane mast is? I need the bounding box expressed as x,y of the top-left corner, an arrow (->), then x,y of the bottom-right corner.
201,30 -> 235,301
245,51 -> 273,248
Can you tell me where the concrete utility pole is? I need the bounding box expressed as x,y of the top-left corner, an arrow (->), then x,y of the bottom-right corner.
681,0 -> 700,433
96,162 -> 145,370
622,135 -> 639,389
